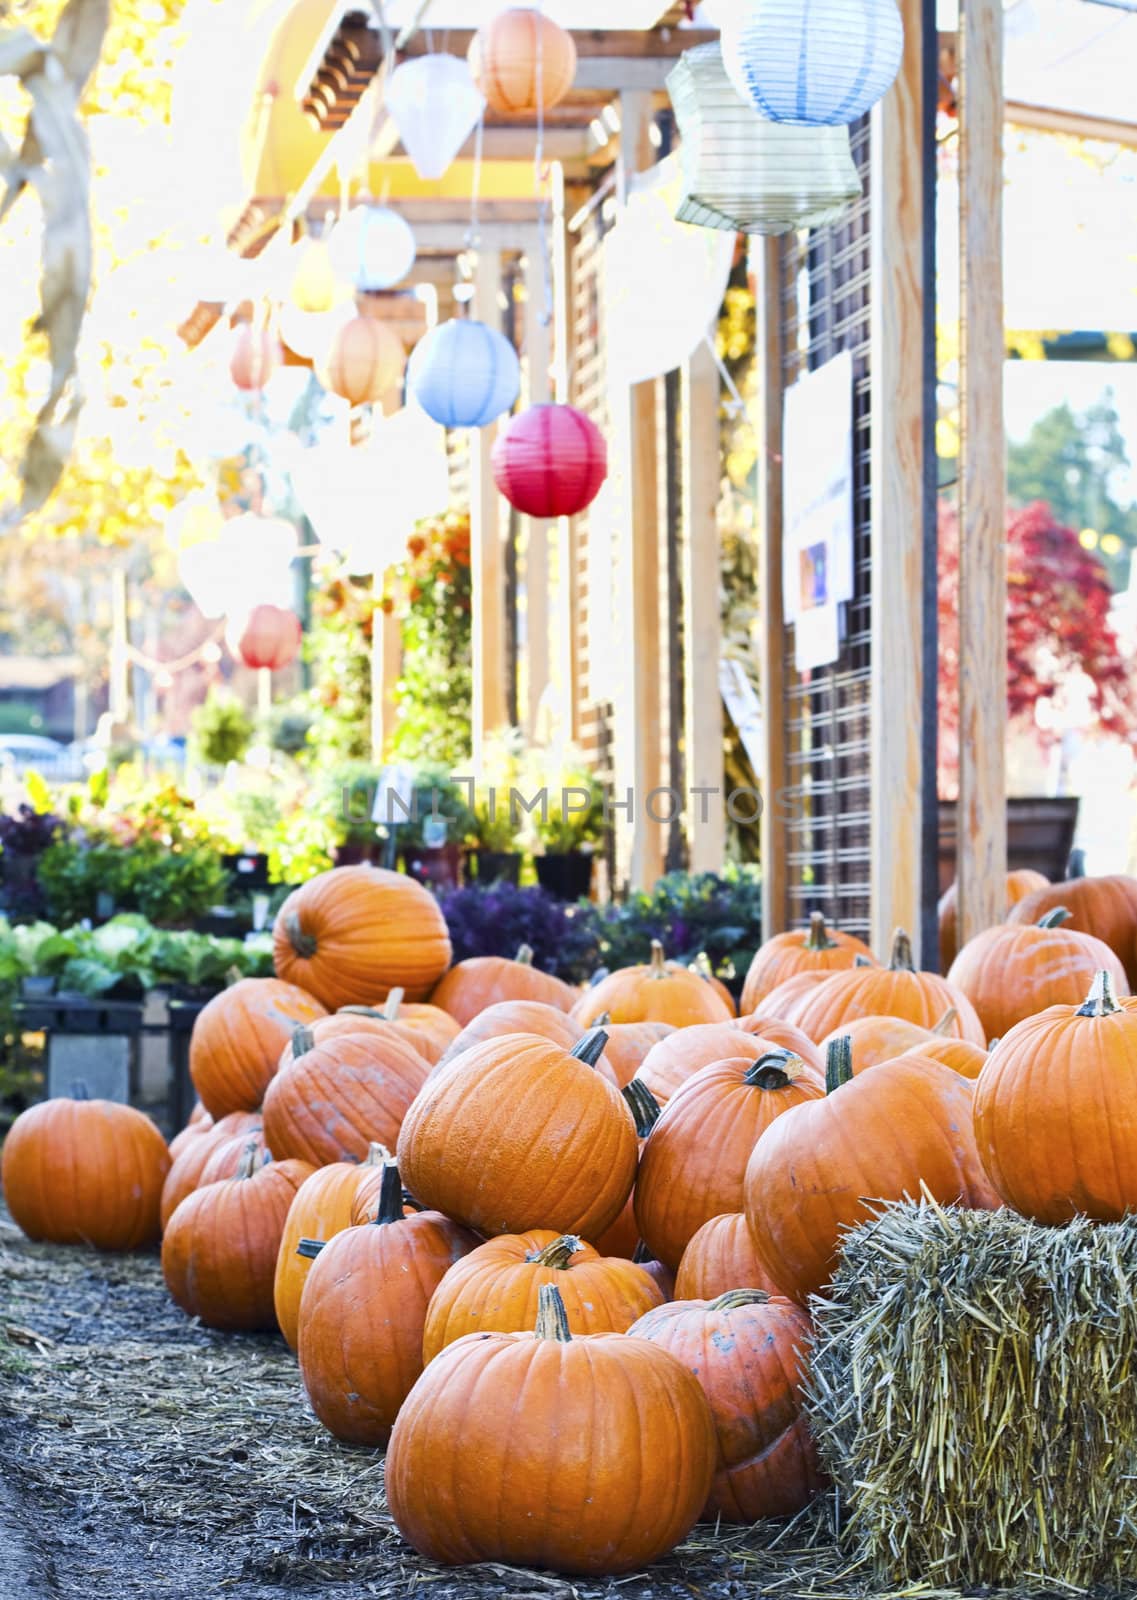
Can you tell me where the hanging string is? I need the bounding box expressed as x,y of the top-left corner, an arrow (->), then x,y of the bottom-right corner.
704,331 -> 747,421
466,106 -> 485,253
533,0 -> 553,328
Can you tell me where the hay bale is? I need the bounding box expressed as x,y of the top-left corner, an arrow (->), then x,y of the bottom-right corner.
807,1198 -> 1137,1591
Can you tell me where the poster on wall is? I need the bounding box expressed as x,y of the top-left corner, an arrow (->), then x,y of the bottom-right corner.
782,350 -> 854,672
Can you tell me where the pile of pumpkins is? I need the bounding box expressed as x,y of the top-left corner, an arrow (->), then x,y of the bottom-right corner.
5,861 -> 1137,1577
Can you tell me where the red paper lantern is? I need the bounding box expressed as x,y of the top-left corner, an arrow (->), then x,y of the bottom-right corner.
491,403 -> 607,519
230,323 -> 283,391
235,605 -> 302,671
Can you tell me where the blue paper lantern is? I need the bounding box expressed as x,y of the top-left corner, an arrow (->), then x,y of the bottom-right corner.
722,0 -> 904,127
408,318 -> 521,430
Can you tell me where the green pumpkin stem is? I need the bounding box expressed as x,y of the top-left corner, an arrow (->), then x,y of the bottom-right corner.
535,1283 -> 572,1342
383,987 -> 404,1020
805,911 -> 838,952
571,1028 -> 609,1068
853,954 -> 875,968
296,1238 -> 325,1260
372,1161 -> 405,1226
364,1141 -> 391,1166
622,1078 -> 662,1137
593,1010 -> 612,1026
1077,970 -> 1123,1018
70,1080 -> 90,1101
888,929 -> 916,972
825,1035 -> 854,1094
291,1024 -> 316,1058
931,1007 -> 958,1037
744,1050 -> 802,1090
649,939 -> 666,977
633,1241 -> 654,1265
709,1288 -> 771,1311
284,911 -> 317,959
1037,907 -> 1072,930
339,1006 -> 386,1020
515,944 -> 534,966
528,1234 -> 583,1269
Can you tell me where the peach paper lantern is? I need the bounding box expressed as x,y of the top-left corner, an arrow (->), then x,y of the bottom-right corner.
468,8 -> 577,116
230,323 -> 283,391
317,314 -> 406,407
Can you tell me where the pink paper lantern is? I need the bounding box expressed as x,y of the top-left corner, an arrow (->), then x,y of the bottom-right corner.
230,323 -> 283,391
235,604 -> 302,671
491,403 -> 608,519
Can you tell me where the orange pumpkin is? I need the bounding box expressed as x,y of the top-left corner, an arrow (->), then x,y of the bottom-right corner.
431,944 -> 577,1025
938,867 -> 1048,969
745,1038 -> 999,1303
753,968 -> 836,1020
160,1109 -> 263,1229
636,1051 -> 824,1270
432,998 -> 581,1072
422,1228 -> 664,1362
397,1028 -> 638,1240
273,1143 -> 389,1349
598,1020 -> 674,1087
690,952 -> 738,1016
1005,874 -> 1137,987
189,977 -> 327,1118
628,1289 -> 825,1522
198,1124 -> 270,1186
636,1020 -> 823,1108
161,1143 -> 313,1330
948,908 -> 1129,1041
891,1035 -> 988,1079
2,1093 -> 170,1251
273,864 -> 452,1008
468,8 -> 577,114
740,912 -> 875,1015
263,1025 -> 429,1167
308,994 -> 437,1065
675,1212 -> 784,1301
818,1010 -> 956,1073
635,1245 -> 677,1302
369,989 -> 461,1062
593,1079 -> 663,1259
297,1161 -> 478,1444
788,929 -> 985,1045
168,1112 -> 213,1162
385,1283 -> 717,1575
574,941 -> 733,1028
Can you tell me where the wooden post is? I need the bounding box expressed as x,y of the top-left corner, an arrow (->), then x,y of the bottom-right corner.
681,338 -> 725,872
524,248 -> 551,735
869,0 -> 930,959
550,161 -> 579,743
957,0 -> 1006,941
109,566 -> 130,726
471,247 -> 508,755
370,569 -> 401,761
757,238 -> 788,938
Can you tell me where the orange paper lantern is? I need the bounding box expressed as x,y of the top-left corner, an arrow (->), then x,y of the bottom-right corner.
230,323 -> 283,391
317,314 -> 406,407
468,8 -> 577,116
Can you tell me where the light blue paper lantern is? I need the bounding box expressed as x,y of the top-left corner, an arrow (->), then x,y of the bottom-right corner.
722,0 -> 904,127
408,318 -> 521,430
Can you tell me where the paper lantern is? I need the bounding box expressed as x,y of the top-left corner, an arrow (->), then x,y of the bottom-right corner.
278,299 -> 354,362
327,205 -> 416,292
317,314 -> 406,407
384,54 -> 486,182
468,8 -> 577,115
667,44 -> 862,236
290,237 -> 342,313
407,318 -> 520,429
721,0 -> 903,126
492,404 -> 607,520
230,322 -> 282,391
233,604 -> 302,671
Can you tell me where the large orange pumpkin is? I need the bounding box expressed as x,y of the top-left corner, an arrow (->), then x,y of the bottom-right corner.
263,1025 -> 429,1166
160,1109 -> 263,1229
891,1035 -> 988,1078
397,1028 -> 638,1239
189,976 -> 327,1118
273,864 -> 451,1008
161,1143 -> 313,1330
431,943 -> 577,1026
1005,874 -> 1137,987
296,1160 -> 478,1444
635,1020 -> 823,1108
740,912 -> 875,1015
974,969 -> 1137,1223
347,989 -> 461,1063
635,1051 -> 824,1270
753,968 -> 836,1020
628,1289 -> 825,1522
788,930 -> 985,1045
431,998 -> 582,1074
573,941 -> 732,1029
2,1094 -> 170,1251
675,1212 -> 784,1301
948,908 -> 1130,1041
734,1012 -> 826,1068
168,1111 -> 212,1163
745,1039 -> 999,1303
599,1020 -> 674,1087
385,1282 -> 717,1575
422,1229 -> 663,1362
938,867 -> 1048,970
198,1125 -> 270,1186
818,1010 -> 958,1073
273,1143 -> 389,1349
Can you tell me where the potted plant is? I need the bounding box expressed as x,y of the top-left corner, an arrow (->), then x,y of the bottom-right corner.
398,766 -> 475,891
529,749 -> 606,902
469,729 -> 526,885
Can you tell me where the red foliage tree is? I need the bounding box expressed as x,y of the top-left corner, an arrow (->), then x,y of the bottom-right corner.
938,499 -> 1137,796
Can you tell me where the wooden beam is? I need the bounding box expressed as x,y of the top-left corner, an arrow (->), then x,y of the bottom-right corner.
681,337 -> 725,873
471,248 -> 508,752
1005,100 -> 1137,149
869,0 -> 929,960
757,237 -> 788,938
957,0 -> 1007,943
401,29 -> 717,62
524,250 -> 552,735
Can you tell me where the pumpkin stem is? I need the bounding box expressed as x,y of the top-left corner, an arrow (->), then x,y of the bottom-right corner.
527,1234 -> 583,1269
384,987 -> 405,1020
593,1010 -> 612,1026
805,911 -> 838,952
743,1049 -> 802,1090
1076,970 -> 1123,1018
1037,907 -> 1072,930
853,954 -> 874,968
515,944 -> 534,966
534,1283 -> 572,1342
223,965 -> 244,989
622,1078 -> 662,1136
236,1140 -> 261,1180
633,1241 -> 654,1265
291,1024 -> 316,1058
709,1288 -> 771,1311
372,1161 -> 405,1226
931,1007 -> 958,1037
649,939 -> 666,977
69,1080 -> 90,1100
825,1035 -> 854,1094
988,1036 -> 1000,1051
339,1006 -> 386,1020
571,1028 -> 609,1068
692,952 -> 714,981
888,929 -> 916,972
296,1238 -> 325,1260
588,967 -> 610,987
364,1141 -> 391,1166
284,911 -> 317,960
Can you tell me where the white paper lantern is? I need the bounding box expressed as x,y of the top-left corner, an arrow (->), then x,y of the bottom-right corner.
278,299 -> 354,362
667,44 -> 863,236
383,54 -> 486,182
721,0 -> 903,126
178,514 -> 297,616
327,205 -> 416,292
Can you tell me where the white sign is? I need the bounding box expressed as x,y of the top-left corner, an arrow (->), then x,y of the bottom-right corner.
782,351 -> 854,671
372,765 -> 418,829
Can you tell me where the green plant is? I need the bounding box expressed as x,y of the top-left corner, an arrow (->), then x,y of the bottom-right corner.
403,764 -> 476,850
470,728 -> 525,851
35,831 -> 228,928
265,808 -> 338,886
388,512 -> 472,769
266,702 -> 314,756
190,688 -> 255,768
302,566 -> 377,766
590,866 -> 764,986
524,746 -> 605,855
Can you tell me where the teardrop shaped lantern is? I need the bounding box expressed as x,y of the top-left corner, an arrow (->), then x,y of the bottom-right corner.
383,54 -> 486,182
667,44 -> 862,236
290,237 -> 340,313
408,319 -> 520,429
721,0 -> 903,126
327,205 -> 416,292
468,8 -> 577,116
232,604 -> 303,671
492,404 -> 607,520
317,314 -> 406,407
230,322 -> 283,391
